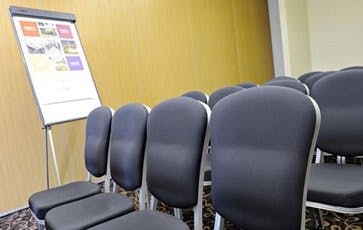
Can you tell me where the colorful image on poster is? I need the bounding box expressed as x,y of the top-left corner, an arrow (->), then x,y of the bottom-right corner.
56,24 -> 73,39
20,21 -> 39,37
38,22 -> 57,37
66,56 -> 83,71
61,40 -> 78,54
45,40 -> 68,71
26,38 -> 46,54
30,56 -> 51,72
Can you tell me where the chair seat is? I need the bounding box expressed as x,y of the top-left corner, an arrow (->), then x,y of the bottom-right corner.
88,210 -> 190,230
29,181 -> 101,219
45,193 -> 134,230
308,163 -> 363,208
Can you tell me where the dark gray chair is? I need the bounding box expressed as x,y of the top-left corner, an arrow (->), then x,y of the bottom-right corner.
340,66 -> 363,71
272,75 -> 298,81
307,70 -> 363,227
181,90 -> 208,104
89,97 -> 211,230
237,82 -> 258,88
298,71 -> 322,83
208,86 -> 242,109
211,87 -> 320,230
44,103 -> 149,230
304,71 -> 335,91
263,79 -> 309,95
28,106 -> 112,229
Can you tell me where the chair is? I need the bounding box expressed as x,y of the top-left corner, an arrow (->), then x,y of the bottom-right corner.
44,103 -> 149,230
237,82 -> 258,88
307,70 -> 363,228
89,97 -> 211,230
208,86 -> 242,109
272,75 -> 298,81
181,90 -> 209,104
340,66 -> 363,71
304,71 -> 335,91
263,79 -> 309,95
28,106 -> 112,229
211,87 -> 320,230
298,71 -> 322,83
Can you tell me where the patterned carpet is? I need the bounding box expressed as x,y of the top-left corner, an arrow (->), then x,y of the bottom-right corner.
0,186 -> 362,230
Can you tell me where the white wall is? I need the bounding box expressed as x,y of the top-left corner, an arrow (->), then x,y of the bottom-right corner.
268,0 -> 311,78
269,0 -> 363,76
307,0 -> 363,71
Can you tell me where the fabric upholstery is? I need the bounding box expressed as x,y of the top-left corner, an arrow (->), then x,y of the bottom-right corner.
271,76 -> 298,81
29,181 -> 101,220
110,103 -> 148,191
237,82 -> 258,88
340,66 -> 363,71
298,71 -> 322,83
208,86 -> 242,109
146,97 -> 207,208
264,80 -> 308,94
85,106 -> 112,177
211,87 -> 318,229
45,193 -> 134,230
308,163 -> 363,208
182,91 -> 208,104
311,70 -> 363,156
88,210 -> 190,230
304,71 -> 335,91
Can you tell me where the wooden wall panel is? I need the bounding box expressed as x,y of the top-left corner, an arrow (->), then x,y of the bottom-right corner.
190,0 -> 241,94
0,0 -> 273,212
131,0 -> 198,107
233,0 -> 274,84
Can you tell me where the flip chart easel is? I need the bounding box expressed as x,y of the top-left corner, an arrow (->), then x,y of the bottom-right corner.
10,6 -> 102,189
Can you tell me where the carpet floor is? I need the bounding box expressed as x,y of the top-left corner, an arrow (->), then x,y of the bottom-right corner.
0,186 -> 362,230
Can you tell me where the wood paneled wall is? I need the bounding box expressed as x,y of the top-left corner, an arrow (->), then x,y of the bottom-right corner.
0,0 -> 273,212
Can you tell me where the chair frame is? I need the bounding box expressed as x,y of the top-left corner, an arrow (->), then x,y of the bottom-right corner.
213,96 -> 321,230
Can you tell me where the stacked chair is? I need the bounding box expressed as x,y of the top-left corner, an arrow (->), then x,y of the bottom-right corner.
45,103 -> 149,229
28,106 -> 112,229
181,90 -> 209,104
298,71 -> 321,83
89,97 -> 210,230
271,75 -> 298,81
208,86 -> 243,109
237,82 -> 258,88
263,79 -> 309,95
340,66 -> 363,71
307,70 -> 363,228
28,70 -> 363,229
210,87 -> 320,229
304,71 -> 335,91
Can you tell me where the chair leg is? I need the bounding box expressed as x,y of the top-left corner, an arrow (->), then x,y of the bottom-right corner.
31,210 -> 45,230
174,208 -> 182,219
315,149 -> 323,163
193,205 -> 203,230
214,213 -> 224,230
139,185 -> 149,210
38,222 -> 45,230
150,195 -> 158,210
112,181 -> 119,193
